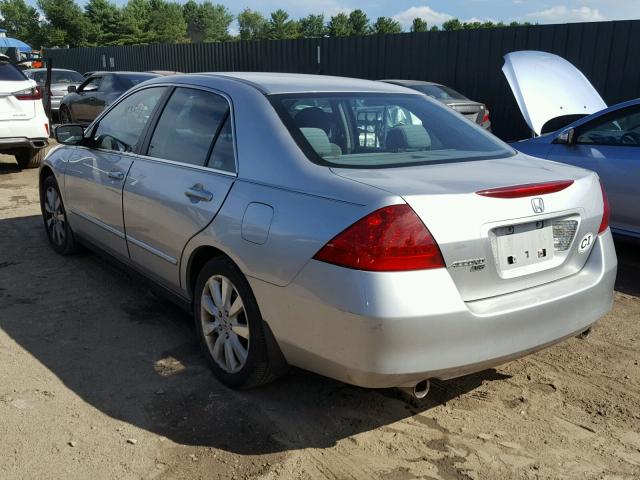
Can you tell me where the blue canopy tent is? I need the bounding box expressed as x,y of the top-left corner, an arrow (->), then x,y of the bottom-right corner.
0,35 -> 32,53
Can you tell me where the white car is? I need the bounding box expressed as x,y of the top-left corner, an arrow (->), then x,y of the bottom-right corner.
0,55 -> 49,168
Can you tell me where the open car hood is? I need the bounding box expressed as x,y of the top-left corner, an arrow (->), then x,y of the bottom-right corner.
502,51 -> 607,135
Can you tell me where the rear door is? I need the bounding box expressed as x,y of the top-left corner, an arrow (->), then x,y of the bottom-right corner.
123,86 -> 236,288
64,86 -> 167,259
547,104 -> 640,236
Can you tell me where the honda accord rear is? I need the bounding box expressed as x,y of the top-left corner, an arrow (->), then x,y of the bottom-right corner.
44,73 -> 616,392
251,85 -> 616,390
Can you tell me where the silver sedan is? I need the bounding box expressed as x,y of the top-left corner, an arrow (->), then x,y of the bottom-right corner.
40,73 -> 616,395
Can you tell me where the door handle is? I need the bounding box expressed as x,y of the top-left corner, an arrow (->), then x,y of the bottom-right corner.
185,184 -> 213,202
108,170 -> 124,181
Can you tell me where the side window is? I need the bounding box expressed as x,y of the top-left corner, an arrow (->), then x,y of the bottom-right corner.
207,115 -> 235,172
93,87 -> 165,152
577,107 -> 640,146
148,88 -> 229,166
98,75 -> 114,93
80,76 -> 102,92
33,72 -> 46,85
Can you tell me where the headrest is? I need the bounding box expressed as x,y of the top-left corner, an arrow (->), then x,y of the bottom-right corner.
295,107 -> 331,133
386,125 -> 431,151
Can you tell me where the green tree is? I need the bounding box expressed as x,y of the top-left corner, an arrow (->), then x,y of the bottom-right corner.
371,16 -> 402,35
347,9 -> 369,36
298,13 -> 325,38
38,0 -> 91,46
120,0 -> 151,44
237,8 -> 266,40
84,0 -> 124,45
0,0 -> 45,46
146,0 -> 187,43
327,12 -> 350,37
442,18 -> 463,31
430,25 -> 440,31
183,0 -> 233,42
266,9 -> 299,39
411,18 -> 428,32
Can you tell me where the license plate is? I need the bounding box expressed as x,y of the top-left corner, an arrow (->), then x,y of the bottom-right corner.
495,221 -> 554,272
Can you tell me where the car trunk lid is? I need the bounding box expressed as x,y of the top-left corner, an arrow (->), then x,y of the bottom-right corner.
332,155 -> 603,301
446,101 -> 486,124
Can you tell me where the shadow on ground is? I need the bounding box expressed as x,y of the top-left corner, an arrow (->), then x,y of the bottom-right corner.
1,214 -> 636,454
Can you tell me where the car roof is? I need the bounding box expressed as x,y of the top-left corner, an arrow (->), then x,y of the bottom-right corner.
90,71 -> 158,77
380,79 -> 442,87
179,72 -> 419,94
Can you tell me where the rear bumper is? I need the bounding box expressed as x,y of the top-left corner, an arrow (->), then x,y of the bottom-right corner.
0,137 -> 49,150
250,229 -> 617,388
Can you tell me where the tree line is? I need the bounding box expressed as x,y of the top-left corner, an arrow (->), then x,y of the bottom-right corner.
0,0 -> 534,49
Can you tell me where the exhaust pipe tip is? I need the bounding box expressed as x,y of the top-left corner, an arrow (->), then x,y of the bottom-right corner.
398,379 -> 431,400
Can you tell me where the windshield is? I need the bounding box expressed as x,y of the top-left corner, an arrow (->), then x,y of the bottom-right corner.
410,84 -> 468,101
32,70 -> 84,85
272,93 -> 513,168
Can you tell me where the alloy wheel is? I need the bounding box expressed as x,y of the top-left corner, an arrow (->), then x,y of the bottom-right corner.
200,274 -> 250,373
44,186 -> 66,246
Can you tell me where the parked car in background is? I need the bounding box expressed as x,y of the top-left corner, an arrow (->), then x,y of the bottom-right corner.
380,79 -> 491,130
0,55 -> 49,168
59,71 -> 158,125
43,73 -> 615,395
23,68 -> 84,114
505,51 -> 639,240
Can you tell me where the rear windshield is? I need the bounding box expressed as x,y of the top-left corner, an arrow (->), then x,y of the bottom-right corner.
410,84 -> 468,101
272,93 -> 513,168
31,70 -> 84,85
0,62 -> 27,81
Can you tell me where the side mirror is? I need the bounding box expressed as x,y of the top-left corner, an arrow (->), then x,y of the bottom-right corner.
556,128 -> 576,145
67,85 -> 77,93
55,125 -> 84,145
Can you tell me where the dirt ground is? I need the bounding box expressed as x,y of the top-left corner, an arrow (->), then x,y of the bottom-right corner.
1,153 -> 639,480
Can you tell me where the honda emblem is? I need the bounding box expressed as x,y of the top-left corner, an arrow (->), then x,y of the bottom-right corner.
531,197 -> 545,214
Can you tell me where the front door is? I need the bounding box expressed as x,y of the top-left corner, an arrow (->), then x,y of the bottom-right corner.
72,75 -> 102,123
64,86 -> 167,258
547,104 -> 640,236
123,87 -> 237,289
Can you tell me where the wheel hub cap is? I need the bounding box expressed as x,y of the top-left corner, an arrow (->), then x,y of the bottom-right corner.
200,274 -> 249,374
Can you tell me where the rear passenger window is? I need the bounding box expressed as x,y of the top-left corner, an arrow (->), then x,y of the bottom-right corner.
148,88 -> 229,166
207,116 -> 235,172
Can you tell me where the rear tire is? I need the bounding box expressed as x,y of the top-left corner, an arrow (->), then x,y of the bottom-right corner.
16,147 -> 47,169
194,257 -> 284,389
41,175 -> 77,255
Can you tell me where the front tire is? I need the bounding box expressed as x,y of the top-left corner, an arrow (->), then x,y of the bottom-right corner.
16,147 -> 46,169
41,175 -> 77,255
194,257 -> 281,389
59,105 -> 73,124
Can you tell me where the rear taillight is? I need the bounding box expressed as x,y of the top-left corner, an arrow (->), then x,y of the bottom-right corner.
313,204 -> 445,271
476,180 -> 574,199
482,108 -> 490,124
598,181 -> 610,234
44,123 -> 49,136
14,86 -> 42,100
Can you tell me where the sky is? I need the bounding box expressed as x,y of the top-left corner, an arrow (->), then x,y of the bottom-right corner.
213,0 -> 640,30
